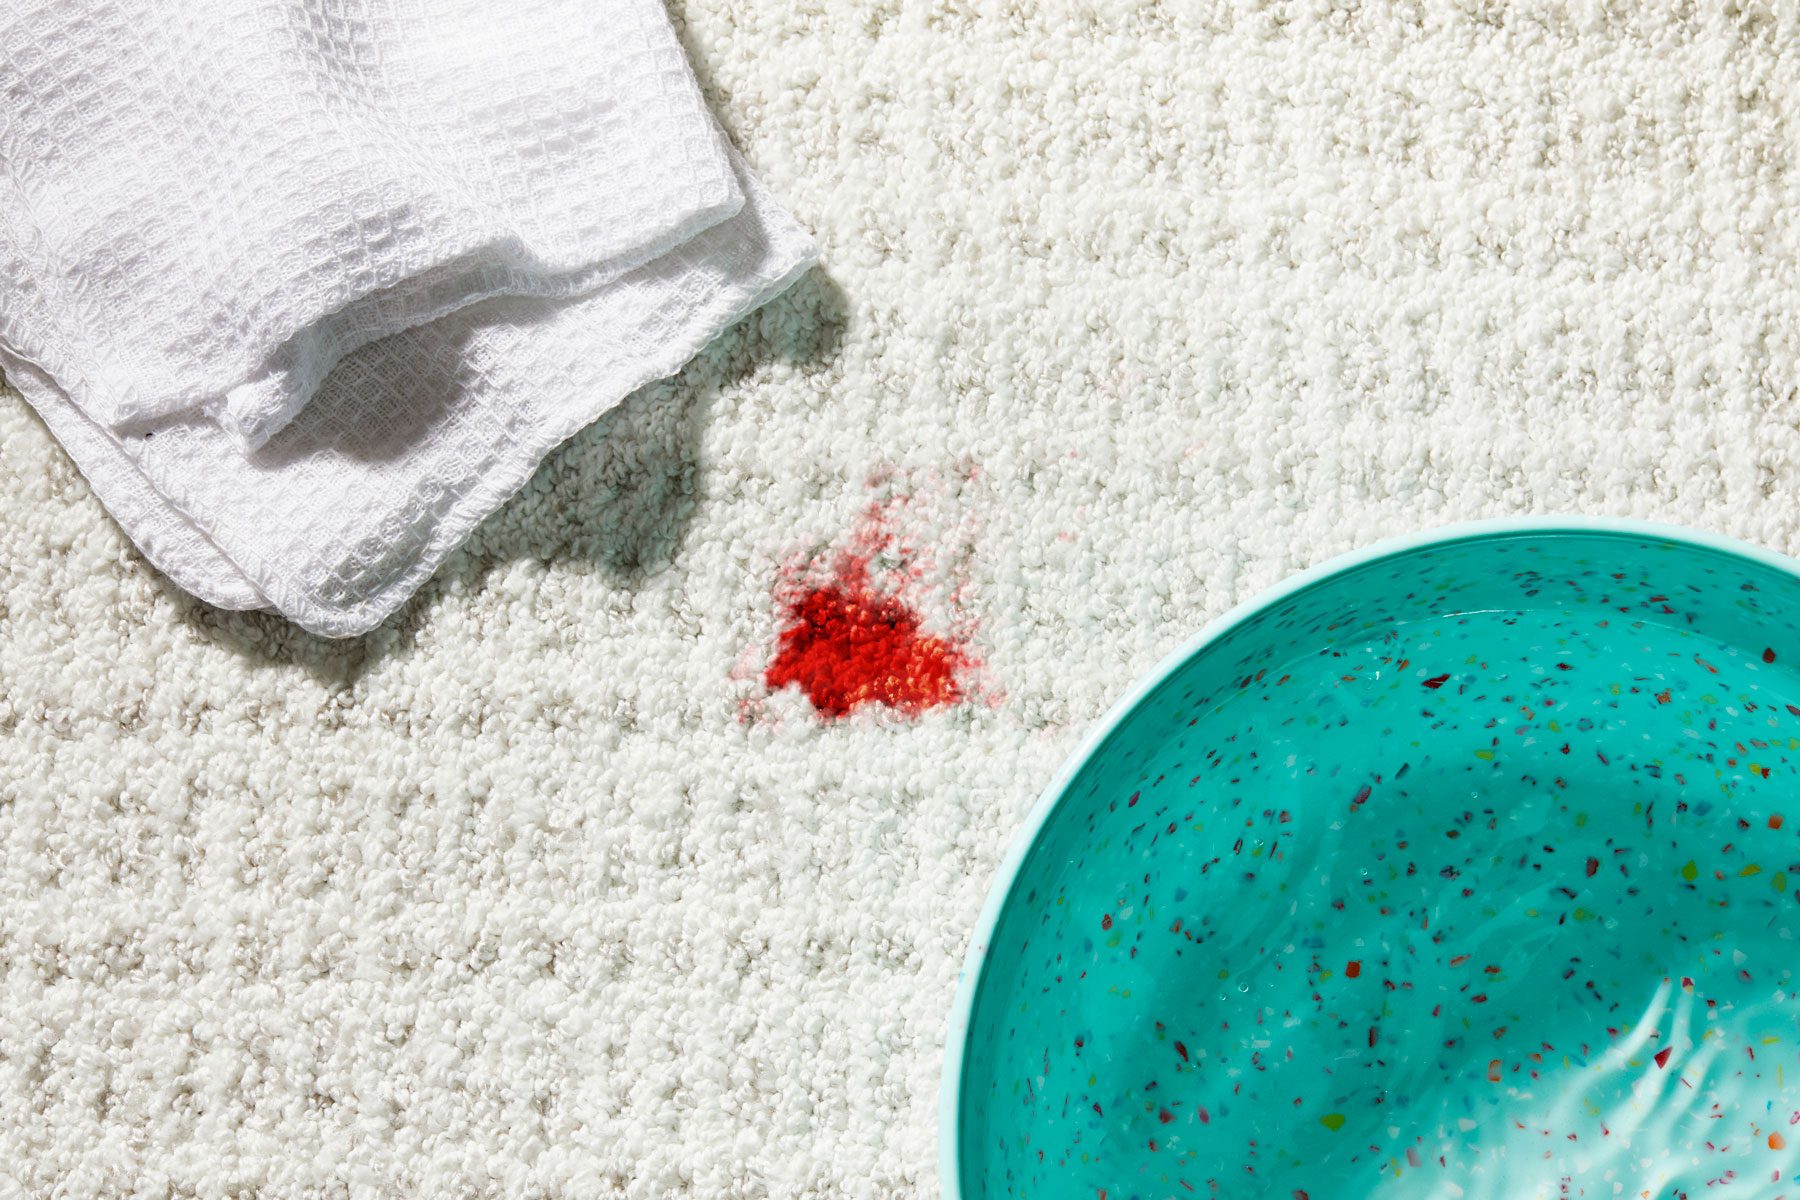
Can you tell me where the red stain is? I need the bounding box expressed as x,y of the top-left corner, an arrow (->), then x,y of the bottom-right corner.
1765,647 -> 1778,664
1345,960 -> 1362,978
1654,1046 -> 1673,1068
1422,673 -> 1451,690
763,498 -> 976,719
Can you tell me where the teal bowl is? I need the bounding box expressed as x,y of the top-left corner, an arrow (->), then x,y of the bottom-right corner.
943,519 -> 1800,1200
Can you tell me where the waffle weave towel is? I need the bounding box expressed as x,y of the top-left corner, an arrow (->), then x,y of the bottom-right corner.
0,0 -> 815,636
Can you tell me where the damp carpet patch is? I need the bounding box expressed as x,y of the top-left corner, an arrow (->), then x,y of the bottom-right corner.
4,3 -> 1800,1196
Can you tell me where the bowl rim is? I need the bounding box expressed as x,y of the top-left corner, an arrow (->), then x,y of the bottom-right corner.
936,514 -> 1800,1199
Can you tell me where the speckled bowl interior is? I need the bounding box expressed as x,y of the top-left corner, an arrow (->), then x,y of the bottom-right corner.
946,523 -> 1800,1200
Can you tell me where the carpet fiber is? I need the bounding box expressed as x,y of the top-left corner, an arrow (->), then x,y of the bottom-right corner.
4,2 -> 1800,1196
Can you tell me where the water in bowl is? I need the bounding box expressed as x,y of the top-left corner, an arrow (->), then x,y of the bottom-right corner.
959,533 -> 1800,1200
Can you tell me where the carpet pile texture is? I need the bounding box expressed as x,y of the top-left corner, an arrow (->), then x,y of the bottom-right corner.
4,2 -> 1799,1195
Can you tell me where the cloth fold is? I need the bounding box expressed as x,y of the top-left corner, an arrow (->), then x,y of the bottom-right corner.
0,0 -> 816,635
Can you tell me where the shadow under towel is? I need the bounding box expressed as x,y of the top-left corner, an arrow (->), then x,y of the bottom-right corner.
4,155 -> 813,637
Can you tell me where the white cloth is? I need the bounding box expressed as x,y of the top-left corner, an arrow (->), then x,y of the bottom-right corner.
0,0 -> 815,636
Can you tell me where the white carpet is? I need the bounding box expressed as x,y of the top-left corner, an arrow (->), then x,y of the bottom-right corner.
5,3 -> 1800,1196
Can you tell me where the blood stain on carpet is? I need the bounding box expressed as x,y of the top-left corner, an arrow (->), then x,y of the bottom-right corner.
762,488 -> 977,719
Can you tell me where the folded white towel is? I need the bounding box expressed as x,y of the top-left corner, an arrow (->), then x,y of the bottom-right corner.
0,0 -> 815,635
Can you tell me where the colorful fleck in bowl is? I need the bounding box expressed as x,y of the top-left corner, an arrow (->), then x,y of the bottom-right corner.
943,519 -> 1800,1200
